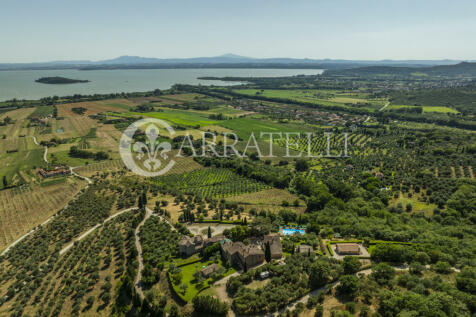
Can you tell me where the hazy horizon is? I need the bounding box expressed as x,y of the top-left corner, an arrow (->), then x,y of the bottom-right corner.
0,53 -> 473,65
1,0 -> 476,63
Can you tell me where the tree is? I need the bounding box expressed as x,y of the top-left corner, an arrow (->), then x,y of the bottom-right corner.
456,267 -> 476,294
342,256 -> 362,275
310,261 -> 332,288
265,242 -> 271,262
432,261 -> 452,274
359,306 -> 370,317
2,176 -> 7,188
169,303 -> 179,317
193,295 -> 229,316
86,296 -> 94,308
314,305 -> 323,317
337,275 -> 360,298
208,226 -> 212,238
409,262 -> 424,275
371,263 -> 396,285
295,159 -> 309,172
371,244 -> 408,263
180,283 -> 188,294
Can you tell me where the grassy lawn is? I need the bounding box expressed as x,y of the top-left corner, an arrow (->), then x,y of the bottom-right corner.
48,150 -> 100,167
170,259 -> 235,302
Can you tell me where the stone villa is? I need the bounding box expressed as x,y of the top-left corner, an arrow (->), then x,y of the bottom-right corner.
221,234 -> 283,268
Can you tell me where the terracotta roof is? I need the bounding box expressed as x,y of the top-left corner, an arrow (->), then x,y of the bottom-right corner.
179,236 -> 194,247
335,243 -> 360,254
222,241 -> 245,255
297,244 -> 313,253
200,263 -> 221,277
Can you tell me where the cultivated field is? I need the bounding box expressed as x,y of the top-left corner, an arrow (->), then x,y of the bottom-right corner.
0,178 -> 86,251
226,188 -> 306,213
233,89 -> 386,111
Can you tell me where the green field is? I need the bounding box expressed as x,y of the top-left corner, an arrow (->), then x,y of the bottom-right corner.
233,89 -> 386,110
0,148 -> 45,188
387,105 -> 460,114
219,117 -> 314,140
29,105 -> 54,117
130,108 -> 219,127
151,167 -> 270,198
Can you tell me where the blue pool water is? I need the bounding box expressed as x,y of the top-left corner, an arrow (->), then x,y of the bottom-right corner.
282,228 -> 305,235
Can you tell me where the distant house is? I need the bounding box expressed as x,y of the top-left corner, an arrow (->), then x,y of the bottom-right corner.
297,244 -> 313,254
263,235 -> 283,259
200,263 -> 221,278
39,167 -> 71,178
203,235 -> 226,249
335,243 -> 361,255
178,235 -> 204,256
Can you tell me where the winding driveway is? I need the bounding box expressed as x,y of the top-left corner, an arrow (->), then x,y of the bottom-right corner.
134,207 -> 154,299
70,167 -> 92,185
59,207 -> 139,255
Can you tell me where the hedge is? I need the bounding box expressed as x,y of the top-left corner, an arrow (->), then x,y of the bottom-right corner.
193,219 -> 243,224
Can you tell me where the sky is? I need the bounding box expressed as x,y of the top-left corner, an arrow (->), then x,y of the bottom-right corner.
1,0 -> 476,62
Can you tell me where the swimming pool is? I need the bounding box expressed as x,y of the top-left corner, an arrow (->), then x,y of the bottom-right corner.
282,228 -> 305,235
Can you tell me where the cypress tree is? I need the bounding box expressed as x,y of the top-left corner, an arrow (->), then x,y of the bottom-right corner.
265,242 -> 271,262
207,226 -> 212,238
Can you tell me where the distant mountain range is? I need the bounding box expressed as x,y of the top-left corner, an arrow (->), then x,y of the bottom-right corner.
0,54 -> 474,71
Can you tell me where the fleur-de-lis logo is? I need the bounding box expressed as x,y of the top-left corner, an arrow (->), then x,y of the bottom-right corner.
132,124 -> 172,171
120,118 -> 176,177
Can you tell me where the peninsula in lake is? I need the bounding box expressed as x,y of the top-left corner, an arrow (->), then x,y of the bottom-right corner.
35,76 -> 90,84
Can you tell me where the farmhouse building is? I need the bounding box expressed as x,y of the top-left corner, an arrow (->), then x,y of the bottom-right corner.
200,263 -> 221,278
39,167 -> 71,178
335,243 -> 361,255
297,244 -> 313,254
239,245 -> 265,267
221,241 -> 265,268
263,234 -> 283,259
178,235 -> 227,256
178,235 -> 204,256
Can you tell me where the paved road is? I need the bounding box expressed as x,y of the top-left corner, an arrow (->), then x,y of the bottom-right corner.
59,207 -> 138,255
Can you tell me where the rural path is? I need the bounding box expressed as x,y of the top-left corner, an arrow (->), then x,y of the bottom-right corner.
272,265 -> 408,315
134,207 -> 154,299
43,146 -> 48,163
1,181 -> 88,256
70,167 -> 92,185
379,101 -> 390,112
31,136 -> 39,146
272,263 -> 461,315
59,207 -> 138,255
